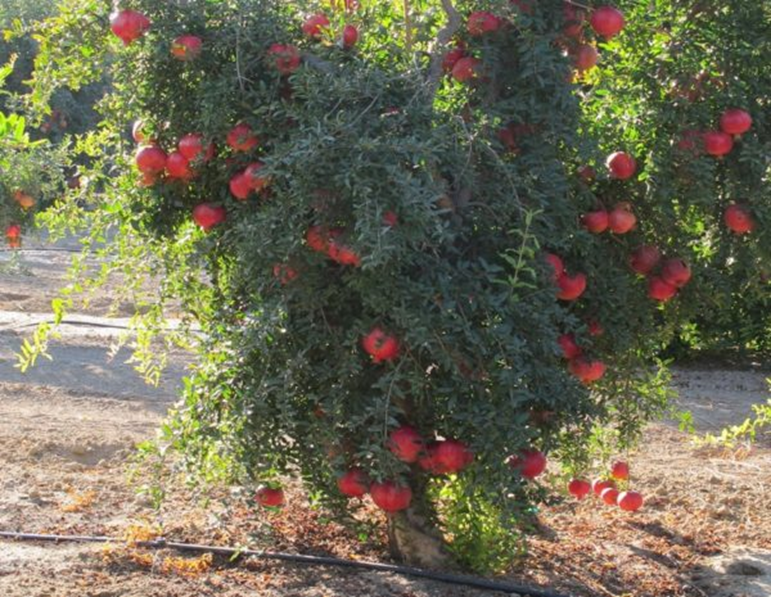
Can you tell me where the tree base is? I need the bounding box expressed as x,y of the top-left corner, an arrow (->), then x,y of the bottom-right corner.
387,508 -> 454,569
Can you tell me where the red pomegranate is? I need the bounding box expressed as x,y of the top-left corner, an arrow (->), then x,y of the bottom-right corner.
192,203 -> 227,231
724,204 -> 755,234
227,123 -> 259,152
647,276 -> 677,302
629,245 -> 661,275
582,209 -> 609,233
327,242 -> 361,266
544,253 -> 565,282
342,24 -> 359,48
719,109 -> 752,136
590,6 -> 625,38
362,327 -> 401,364
268,44 -> 302,75
569,358 -> 606,384
171,35 -> 202,60
703,131 -> 734,156
178,133 -> 214,162
587,319 -> 604,337
229,172 -> 253,201
568,478 -> 592,500
5,224 -> 22,239
509,449 -> 547,480
606,151 -> 636,180
592,478 -> 616,496
608,203 -> 636,234
660,258 -> 691,288
572,44 -> 598,72
610,460 -> 629,480
255,486 -> 285,507
432,439 -> 474,474
452,57 -> 480,83
617,490 -> 644,512
110,10 -> 150,46
387,426 -> 423,463
557,272 -> 587,301
467,11 -> 501,36
165,151 -> 194,180
135,145 -> 167,174
244,161 -> 269,191
601,486 -> 620,506
302,14 -> 330,39
382,210 -> 399,227
442,45 -> 466,73
676,129 -> 704,154
337,468 -> 370,497
370,480 -> 412,513
558,334 -> 582,360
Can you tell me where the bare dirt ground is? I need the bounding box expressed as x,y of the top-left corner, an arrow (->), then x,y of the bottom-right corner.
0,244 -> 769,597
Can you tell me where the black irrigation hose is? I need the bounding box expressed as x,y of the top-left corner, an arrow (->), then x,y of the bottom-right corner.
0,531 -> 574,597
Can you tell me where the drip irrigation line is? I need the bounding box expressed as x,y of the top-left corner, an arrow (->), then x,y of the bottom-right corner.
0,531 -> 573,597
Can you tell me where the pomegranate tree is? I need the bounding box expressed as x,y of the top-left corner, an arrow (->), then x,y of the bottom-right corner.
19,0 -> 769,572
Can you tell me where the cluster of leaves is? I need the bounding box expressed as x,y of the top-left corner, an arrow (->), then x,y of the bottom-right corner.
17,0 -> 768,572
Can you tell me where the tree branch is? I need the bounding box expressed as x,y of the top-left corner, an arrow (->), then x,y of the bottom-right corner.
425,0 -> 462,97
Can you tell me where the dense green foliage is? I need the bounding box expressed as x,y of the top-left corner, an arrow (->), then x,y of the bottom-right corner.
17,0 -> 769,571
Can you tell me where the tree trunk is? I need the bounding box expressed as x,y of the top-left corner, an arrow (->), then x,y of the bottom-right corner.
386,480 -> 454,569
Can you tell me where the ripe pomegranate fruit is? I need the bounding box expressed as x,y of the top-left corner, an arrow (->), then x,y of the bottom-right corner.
5,224 -> 21,239
724,204 -> 755,234
229,172 -> 253,201
171,35 -> 202,60
256,486 -> 284,507
109,10 -> 150,45
606,151 -> 636,180
558,333 -> 582,360
227,123 -> 259,152
590,6 -> 625,38
451,57 -> 480,83
647,276 -> 677,302
617,490 -> 644,512
13,191 -> 35,210
192,203 -> 227,231
268,43 -> 302,75
592,478 -> 615,496
467,11 -> 500,36
562,3 -> 586,38
272,263 -> 298,285
337,469 -> 370,497
387,426 -> 423,463
370,480 -> 412,513
572,44 -> 598,72
703,131 -> 734,156
719,108 -> 752,136
601,486 -> 620,506
557,272 -> 587,301
433,439 -> 474,474
362,327 -> 401,364
568,478 -> 592,500
135,145 -> 167,174
166,151 -> 194,180
442,44 -> 466,72
327,242 -> 361,266
608,203 -> 636,234
306,225 -> 331,252
544,253 -> 565,282
611,461 -> 629,480
660,258 -> 691,288
342,24 -> 359,48
569,358 -> 606,384
676,129 -> 703,154
629,245 -> 661,275
178,133 -> 214,161
508,448 -> 547,480
587,319 -> 604,337
302,14 -> 330,39
582,209 -> 609,233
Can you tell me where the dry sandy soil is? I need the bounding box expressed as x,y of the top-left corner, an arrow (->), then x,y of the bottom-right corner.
0,244 -> 769,597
